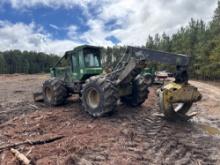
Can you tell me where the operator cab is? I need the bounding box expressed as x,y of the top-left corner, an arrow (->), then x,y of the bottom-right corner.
50,45 -> 103,82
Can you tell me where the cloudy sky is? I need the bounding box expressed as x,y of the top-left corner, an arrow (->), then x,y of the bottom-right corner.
0,0 -> 218,55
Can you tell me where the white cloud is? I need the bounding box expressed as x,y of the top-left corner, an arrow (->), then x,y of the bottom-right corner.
0,21 -> 81,55
67,25 -> 78,39
79,19 -> 114,46
66,20 -> 115,46
49,24 -> 60,30
0,0 -> 219,54
63,0 -> 219,46
92,0 -> 219,45
1,0 -> 94,9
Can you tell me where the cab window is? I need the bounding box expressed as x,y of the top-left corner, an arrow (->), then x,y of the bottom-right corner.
72,55 -> 78,71
84,48 -> 101,67
58,55 -> 70,67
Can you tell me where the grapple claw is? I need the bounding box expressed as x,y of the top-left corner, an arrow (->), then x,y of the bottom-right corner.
157,82 -> 202,121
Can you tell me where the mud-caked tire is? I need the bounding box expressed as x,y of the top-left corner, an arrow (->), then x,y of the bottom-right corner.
81,76 -> 118,117
121,75 -> 149,107
43,79 -> 68,106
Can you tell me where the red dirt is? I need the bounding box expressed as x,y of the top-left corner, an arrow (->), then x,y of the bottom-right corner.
0,74 -> 219,165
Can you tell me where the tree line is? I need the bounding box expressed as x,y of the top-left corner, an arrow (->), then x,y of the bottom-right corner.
0,50 -> 59,74
144,1 -> 220,80
0,1 -> 219,80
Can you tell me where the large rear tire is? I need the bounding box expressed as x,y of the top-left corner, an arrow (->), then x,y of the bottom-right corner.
81,76 -> 118,117
43,79 -> 68,106
121,75 -> 149,107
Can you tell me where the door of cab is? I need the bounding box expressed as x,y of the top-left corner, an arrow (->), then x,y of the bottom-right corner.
52,55 -> 72,82
71,53 -> 80,80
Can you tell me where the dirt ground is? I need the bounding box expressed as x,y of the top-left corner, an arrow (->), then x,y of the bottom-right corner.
0,74 -> 219,165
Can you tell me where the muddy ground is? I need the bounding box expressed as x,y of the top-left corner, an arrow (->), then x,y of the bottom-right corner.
0,74 -> 219,165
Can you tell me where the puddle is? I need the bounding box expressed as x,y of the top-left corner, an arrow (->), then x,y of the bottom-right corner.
199,124 -> 220,136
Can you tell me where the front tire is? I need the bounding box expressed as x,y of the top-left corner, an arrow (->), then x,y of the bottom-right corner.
121,75 -> 149,107
43,79 -> 68,106
81,76 -> 118,117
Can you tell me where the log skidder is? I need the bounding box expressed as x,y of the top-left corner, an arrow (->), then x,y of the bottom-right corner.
33,45 -> 201,121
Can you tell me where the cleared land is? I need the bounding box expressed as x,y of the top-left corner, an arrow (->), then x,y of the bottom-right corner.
0,74 -> 219,164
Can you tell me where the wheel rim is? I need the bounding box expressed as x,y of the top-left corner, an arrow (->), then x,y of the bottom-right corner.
144,78 -> 152,85
86,87 -> 100,109
144,75 -> 152,85
45,87 -> 53,102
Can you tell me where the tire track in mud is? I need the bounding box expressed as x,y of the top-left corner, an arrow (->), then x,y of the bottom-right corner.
0,101 -> 45,125
0,102 -> 219,165
114,104 -> 219,165
147,120 -> 217,165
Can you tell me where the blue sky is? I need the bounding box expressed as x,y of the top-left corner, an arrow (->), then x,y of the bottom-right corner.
0,0 -> 218,55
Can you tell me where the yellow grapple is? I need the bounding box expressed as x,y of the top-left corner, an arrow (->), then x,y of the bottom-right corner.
157,82 -> 202,120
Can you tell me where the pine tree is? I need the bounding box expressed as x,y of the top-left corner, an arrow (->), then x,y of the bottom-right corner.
0,53 -> 6,73
210,1 -> 220,35
146,35 -> 156,49
214,1 -> 220,22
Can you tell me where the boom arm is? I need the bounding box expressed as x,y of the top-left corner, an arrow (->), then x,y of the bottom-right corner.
109,46 -> 201,121
127,46 -> 189,66
111,46 -> 190,85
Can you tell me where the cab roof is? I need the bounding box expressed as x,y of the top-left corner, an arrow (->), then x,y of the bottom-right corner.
74,45 -> 102,51
64,45 -> 102,56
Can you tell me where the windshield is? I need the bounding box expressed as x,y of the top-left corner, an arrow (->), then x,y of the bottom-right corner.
84,48 -> 101,67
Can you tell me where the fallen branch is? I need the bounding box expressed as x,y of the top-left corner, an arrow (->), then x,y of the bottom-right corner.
28,103 -> 39,109
0,135 -> 65,151
0,104 -> 39,115
10,148 -> 31,165
0,108 -> 20,115
0,110 -> 8,114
